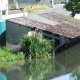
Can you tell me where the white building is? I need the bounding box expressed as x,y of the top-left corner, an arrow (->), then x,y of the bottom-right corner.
0,0 -> 8,18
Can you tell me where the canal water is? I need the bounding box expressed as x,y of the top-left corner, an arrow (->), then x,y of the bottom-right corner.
0,42 -> 80,80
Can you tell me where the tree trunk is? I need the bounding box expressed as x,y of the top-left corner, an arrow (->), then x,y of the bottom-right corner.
50,0 -> 54,8
52,0 -> 54,8
14,0 -> 19,9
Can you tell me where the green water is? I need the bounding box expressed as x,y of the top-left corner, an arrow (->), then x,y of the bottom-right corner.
0,43 -> 80,80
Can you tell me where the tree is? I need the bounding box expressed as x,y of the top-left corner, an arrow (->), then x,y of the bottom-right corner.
64,0 -> 80,17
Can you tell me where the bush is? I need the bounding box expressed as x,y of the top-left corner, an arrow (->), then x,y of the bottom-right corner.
21,33 -> 52,59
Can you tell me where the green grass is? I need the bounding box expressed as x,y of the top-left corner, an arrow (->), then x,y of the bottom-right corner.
0,46 -> 24,62
25,5 -> 50,13
21,33 -> 52,59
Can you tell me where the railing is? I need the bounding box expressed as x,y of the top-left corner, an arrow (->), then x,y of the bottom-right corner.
54,0 -> 68,4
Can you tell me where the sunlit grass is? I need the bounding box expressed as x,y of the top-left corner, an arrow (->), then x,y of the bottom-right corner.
25,5 -> 50,13
0,46 -> 24,62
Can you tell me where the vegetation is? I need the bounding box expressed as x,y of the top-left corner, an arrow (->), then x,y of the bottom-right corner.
9,4 -> 16,10
0,46 -> 24,62
25,5 -> 50,13
21,33 -> 52,59
64,0 -> 80,17
36,0 -> 41,2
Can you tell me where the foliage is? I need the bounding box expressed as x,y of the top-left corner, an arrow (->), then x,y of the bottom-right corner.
36,0 -> 41,2
25,5 -> 50,13
21,33 -> 52,59
9,3 -> 19,10
0,46 -> 24,62
64,0 -> 80,17
9,4 -> 15,10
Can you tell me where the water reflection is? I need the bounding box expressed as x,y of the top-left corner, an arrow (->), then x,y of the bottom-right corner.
55,43 -> 80,73
22,58 -> 54,80
0,72 -> 7,80
0,58 -> 54,80
51,73 -> 72,80
71,67 -> 80,80
1,43 -> 80,80
52,67 -> 80,80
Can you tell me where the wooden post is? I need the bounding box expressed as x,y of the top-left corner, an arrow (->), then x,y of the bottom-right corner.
14,0 -> 19,9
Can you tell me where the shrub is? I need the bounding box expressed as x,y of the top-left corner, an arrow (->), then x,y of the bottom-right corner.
21,33 -> 52,59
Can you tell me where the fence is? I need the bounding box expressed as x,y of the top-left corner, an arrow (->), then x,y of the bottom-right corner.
9,0 -> 68,6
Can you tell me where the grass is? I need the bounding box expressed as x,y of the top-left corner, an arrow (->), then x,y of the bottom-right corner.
0,46 -> 24,62
21,33 -> 52,59
25,5 -> 50,13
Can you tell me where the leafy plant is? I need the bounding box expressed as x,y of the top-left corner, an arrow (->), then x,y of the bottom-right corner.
21,33 -> 52,59
9,4 -> 15,10
64,0 -> 80,17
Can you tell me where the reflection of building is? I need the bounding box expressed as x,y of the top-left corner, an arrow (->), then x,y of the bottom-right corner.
7,65 -> 23,80
0,72 -> 7,80
43,60 -> 67,80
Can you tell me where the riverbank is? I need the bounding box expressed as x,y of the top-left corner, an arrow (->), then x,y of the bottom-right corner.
0,46 -> 24,62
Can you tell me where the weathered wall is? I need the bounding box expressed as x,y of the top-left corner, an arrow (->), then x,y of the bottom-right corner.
6,21 -> 31,50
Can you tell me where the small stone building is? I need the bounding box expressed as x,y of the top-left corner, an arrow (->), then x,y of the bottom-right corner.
6,10 -> 80,51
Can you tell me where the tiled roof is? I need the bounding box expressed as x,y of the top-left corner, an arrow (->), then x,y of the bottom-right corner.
7,11 -> 80,38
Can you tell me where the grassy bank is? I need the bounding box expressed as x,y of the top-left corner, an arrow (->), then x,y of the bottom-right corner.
0,33 -> 52,62
25,5 -> 50,13
0,46 -> 24,62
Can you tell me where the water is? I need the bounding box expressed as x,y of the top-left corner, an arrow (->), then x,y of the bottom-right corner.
0,42 -> 80,80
